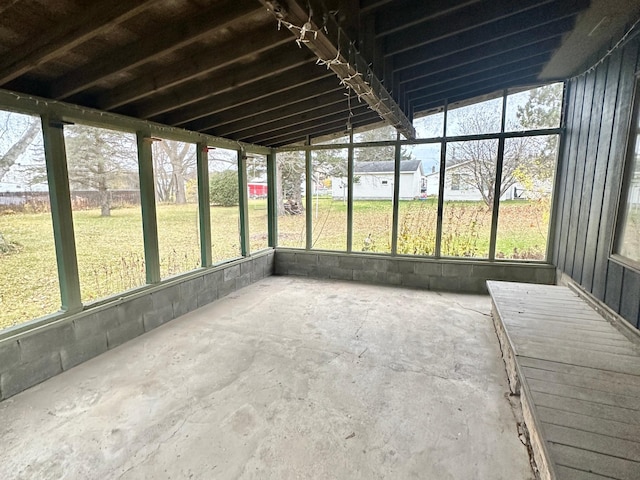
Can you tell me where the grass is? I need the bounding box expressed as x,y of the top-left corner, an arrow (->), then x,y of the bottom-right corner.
0,197 -> 550,330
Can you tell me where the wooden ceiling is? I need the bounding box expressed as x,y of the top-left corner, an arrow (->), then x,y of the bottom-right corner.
0,0 -> 591,147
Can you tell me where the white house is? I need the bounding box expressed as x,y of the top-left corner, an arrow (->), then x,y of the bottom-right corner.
332,160 -> 424,200
423,160 -> 543,201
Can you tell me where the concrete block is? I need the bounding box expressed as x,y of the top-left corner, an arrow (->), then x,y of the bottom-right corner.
218,278 -> 237,298
143,303 -> 175,331
197,287 -> 219,308
384,272 -> 402,285
401,273 -> 430,288
339,256 -> 365,270
106,314 -> 144,349
204,270 -> 224,291
397,261 -> 415,274
240,261 -> 254,276
0,339 -> 21,372
223,264 -> 240,281
327,267 -> 353,281
179,277 -> 206,303
458,277 -> 487,294
265,252 -> 275,273
276,251 -> 295,266
0,352 -> 62,401
504,266 -> 538,283
236,272 -> 252,289
151,288 -> 174,312
17,322 -> 74,360
119,294 -> 153,324
253,255 -> 267,277
60,333 -> 108,370
442,263 -> 472,277
414,261 -> 443,277
429,276 -> 460,292
172,296 -> 198,318
471,264 -> 507,280
274,261 -> 288,275
295,253 -> 318,265
535,267 -> 555,284
318,254 -> 340,267
353,270 -> 380,284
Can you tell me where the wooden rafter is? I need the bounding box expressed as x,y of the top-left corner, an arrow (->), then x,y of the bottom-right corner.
0,0 -> 157,85
260,0 -> 416,139
51,0 -> 261,100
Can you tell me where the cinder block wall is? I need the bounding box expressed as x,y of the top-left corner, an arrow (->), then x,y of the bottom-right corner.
0,251 -> 274,401
275,249 -> 555,293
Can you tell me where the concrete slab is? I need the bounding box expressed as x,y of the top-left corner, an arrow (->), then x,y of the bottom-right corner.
0,277 -> 534,479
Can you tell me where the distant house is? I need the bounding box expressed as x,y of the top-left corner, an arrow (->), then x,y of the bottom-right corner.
332,160 -> 424,200
423,160 -> 540,201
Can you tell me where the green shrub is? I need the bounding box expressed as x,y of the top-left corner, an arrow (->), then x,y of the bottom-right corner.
209,170 -> 239,207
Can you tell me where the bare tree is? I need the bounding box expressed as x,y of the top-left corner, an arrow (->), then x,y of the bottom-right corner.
152,140 -> 196,204
65,125 -> 138,217
0,113 -> 39,182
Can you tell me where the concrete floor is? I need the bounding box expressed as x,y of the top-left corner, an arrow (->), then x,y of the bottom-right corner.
0,276 -> 534,480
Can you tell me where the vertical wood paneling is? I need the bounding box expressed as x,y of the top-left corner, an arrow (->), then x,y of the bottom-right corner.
557,77 -> 586,272
582,52 -> 623,292
573,61 -> 608,283
552,81 -> 576,267
554,38 -> 640,329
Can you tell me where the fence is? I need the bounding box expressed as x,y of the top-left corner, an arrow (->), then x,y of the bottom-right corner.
0,190 -> 141,213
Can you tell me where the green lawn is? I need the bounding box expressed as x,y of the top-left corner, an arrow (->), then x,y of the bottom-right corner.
0,198 -> 550,330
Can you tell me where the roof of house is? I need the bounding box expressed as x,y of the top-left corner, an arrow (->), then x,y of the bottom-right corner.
354,160 -> 423,174
424,160 -> 474,177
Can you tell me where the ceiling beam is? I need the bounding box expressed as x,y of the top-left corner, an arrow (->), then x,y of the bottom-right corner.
401,44 -> 559,94
375,0 -> 480,38
226,99 -> 368,140
383,0 -> 557,56
245,109 -> 380,146
97,22 -> 292,111
50,0 -> 261,100
133,45 -> 316,119
410,75 -> 541,113
260,0 -> 415,139
0,0 -> 157,85
408,66 -> 545,109
160,65 -> 336,127
265,113 -> 381,147
397,29 -> 566,85
391,11 -> 578,73
204,90 -> 347,136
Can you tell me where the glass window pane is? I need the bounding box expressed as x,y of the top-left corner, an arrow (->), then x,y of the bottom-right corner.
277,151 -> 306,248
0,111 -> 60,329
446,97 -> 503,136
312,148 -> 347,250
208,147 -> 241,262
617,117 -> 640,263
352,146 -> 396,254
153,139 -> 200,279
414,111 -> 444,139
496,135 -> 558,260
246,154 -> 269,253
442,140 -> 496,258
398,145 -> 439,256
505,83 -> 563,132
65,124 -> 144,301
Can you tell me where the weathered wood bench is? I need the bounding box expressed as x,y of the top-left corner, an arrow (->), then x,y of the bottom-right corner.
487,281 -> 640,480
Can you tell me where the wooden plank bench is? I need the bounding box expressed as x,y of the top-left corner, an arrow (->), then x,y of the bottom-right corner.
487,281 -> 640,480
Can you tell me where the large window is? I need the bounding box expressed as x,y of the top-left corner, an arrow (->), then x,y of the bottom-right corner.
152,139 -> 200,279
0,111 -> 60,328
64,124 -> 145,301
615,83 -> 640,265
208,147 -> 241,262
275,83 -> 562,261
277,151 -> 306,248
246,154 -> 269,253
311,148 -> 348,250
